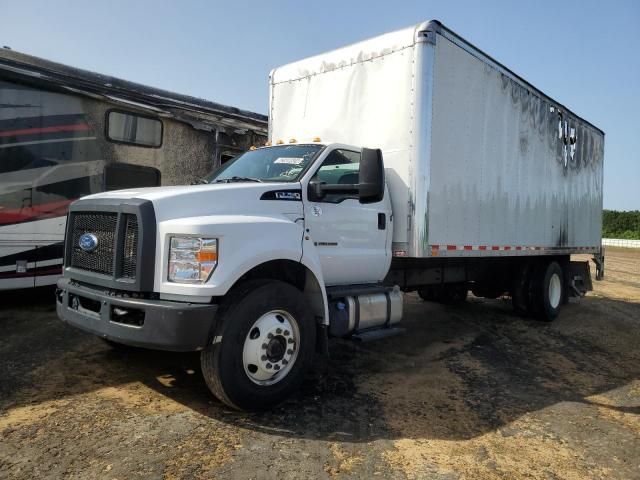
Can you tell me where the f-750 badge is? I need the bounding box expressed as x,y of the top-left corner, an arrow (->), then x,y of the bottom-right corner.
275,191 -> 301,200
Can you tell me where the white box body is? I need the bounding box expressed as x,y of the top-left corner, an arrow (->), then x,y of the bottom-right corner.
269,21 -> 604,258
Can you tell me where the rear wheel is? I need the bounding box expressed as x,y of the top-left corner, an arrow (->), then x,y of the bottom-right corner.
530,261 -> 564,321
511,263 -> 533,316
200,280 -> 315,411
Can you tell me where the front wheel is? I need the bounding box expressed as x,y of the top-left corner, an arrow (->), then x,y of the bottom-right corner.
200,280 -> 315,411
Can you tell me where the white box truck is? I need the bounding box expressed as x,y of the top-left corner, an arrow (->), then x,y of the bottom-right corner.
56,20 -> 604,410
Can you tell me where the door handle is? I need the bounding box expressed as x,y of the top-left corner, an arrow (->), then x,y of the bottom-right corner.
378,213 -> 386,230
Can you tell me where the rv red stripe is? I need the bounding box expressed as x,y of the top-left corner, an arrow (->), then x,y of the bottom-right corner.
0,199 -> 75,225
0,123 -> 90,137
0,266 -> 63,279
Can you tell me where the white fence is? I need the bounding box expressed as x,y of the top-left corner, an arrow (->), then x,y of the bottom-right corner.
602,238 -> 640,249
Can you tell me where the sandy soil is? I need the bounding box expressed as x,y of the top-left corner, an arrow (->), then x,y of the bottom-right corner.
1,248 -> 638,479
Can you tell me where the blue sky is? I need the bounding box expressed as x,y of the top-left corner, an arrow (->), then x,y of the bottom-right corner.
3,0 -> 638,210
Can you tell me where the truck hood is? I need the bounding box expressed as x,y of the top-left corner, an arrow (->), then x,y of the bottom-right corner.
80,182 -> 304,222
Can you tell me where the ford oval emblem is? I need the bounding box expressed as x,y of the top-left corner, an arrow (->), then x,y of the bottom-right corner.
79,233 -> 99,252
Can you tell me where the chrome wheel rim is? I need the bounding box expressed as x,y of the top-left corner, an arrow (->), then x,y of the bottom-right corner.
548,273 -> 562,309
242,310 -> 299,386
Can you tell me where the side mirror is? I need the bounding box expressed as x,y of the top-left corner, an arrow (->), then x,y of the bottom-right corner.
358,148 -> 384,204
308,180 -> 326,202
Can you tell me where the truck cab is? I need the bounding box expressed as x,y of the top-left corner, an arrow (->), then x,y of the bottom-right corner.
56,142 -> 399,410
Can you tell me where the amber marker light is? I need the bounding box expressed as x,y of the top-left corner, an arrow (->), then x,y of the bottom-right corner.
195,251 -> 218,262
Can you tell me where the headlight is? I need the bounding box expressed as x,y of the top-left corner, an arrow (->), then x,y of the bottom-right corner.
168,237 -> 218,283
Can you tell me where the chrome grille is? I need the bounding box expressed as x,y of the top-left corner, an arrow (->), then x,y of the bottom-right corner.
70,213 -> 118,275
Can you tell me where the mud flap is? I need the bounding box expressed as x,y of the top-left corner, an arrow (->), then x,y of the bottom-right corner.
567,261 -> 593,297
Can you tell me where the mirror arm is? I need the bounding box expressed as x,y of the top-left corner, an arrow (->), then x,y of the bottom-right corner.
320,184 -> 359,192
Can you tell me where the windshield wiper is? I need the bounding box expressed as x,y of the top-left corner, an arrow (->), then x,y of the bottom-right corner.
215,176 -> 263,183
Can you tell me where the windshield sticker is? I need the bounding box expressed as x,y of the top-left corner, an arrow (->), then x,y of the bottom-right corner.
274,157 -> 304,165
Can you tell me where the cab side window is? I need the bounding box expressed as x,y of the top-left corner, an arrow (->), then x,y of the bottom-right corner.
311,149 -> 360,203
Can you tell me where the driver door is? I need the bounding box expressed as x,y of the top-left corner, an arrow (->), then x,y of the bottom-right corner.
303,148 -> 390,286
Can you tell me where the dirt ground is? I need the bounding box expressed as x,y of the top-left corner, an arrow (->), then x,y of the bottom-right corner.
1,248 -> 639,479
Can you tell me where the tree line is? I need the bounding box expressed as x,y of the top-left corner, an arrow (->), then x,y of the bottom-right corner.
602,210 -> 640,239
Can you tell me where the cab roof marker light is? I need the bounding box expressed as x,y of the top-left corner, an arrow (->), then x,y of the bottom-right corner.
289,138 -> 297,143
313,137 -> 321,142
276,139 -> 284,145
249,146 -> 257,150
265,141 -> 272,146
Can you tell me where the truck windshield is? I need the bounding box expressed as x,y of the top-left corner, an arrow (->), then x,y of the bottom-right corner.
205,144 -> 324,183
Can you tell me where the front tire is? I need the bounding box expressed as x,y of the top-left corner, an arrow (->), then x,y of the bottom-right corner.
200,280 -> 315,411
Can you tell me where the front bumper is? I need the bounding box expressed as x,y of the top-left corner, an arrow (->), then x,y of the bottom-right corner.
56,278 -> 218,351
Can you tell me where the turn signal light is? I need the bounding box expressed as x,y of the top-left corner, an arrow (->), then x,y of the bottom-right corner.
195,251 -> 218,262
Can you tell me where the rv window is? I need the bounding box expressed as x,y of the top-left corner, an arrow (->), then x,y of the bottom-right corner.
104,163 -> 161,190
106,111 -> 162,148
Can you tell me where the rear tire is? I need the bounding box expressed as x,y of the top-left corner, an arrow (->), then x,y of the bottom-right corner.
512,263 -> 533,316
530,261 -> 564,321
200,280 -> 315,411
